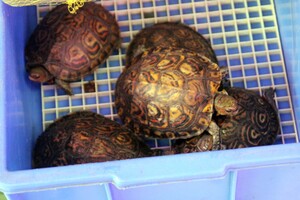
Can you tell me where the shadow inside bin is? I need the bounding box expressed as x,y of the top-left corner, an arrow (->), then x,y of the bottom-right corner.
2,3 -> 43,171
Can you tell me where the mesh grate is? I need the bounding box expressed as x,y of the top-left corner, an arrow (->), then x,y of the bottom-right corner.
38,0 -> 298,149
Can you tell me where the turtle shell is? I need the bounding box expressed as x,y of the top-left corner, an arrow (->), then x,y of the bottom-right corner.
170,87 -> 280,153
33,111 -> 159,168
25,2 -> 120,84
216,87 -> 280,149
126,22 -> 218,66
115,47 -> 222,139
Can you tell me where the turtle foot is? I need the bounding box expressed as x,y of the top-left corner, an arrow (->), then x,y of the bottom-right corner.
55,79 -> 73,96
207,121 -> 222,151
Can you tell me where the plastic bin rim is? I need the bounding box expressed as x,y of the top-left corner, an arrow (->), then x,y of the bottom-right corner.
0,143 -> 300,194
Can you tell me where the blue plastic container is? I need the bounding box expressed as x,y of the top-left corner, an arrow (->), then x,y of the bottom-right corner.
0,0 -> 300,199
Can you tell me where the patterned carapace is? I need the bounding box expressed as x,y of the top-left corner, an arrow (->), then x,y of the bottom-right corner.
33,111 -> 160,168
25,2 -> 120,95
126,22 -> 218,67
169,87 -> 280,153
116,47 -> 222,140
216,87 -> 280,148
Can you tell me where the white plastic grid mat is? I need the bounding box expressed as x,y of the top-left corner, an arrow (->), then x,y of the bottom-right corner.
37,0 -> 298,149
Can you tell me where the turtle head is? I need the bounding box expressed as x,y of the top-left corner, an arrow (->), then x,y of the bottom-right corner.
28,66 -> 53,83
214,93 -> 239,116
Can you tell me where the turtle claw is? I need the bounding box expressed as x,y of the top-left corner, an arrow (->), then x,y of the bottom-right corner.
219,66 -> 231,90
55,79 -> 73,95
212,137 -> 221,151
220,66 -> 229,78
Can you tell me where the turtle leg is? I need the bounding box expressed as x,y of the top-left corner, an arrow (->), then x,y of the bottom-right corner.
55,79 -> 73,95
262,87 -> 277,111
219,66 -> 231,90
206,121 -> 222,150
220,66 -> 229,78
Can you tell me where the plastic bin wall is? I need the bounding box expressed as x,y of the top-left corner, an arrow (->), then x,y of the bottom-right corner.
0,0 -> 300,200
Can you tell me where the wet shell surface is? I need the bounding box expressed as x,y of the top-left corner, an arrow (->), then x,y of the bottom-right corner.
33,111 -> 160,168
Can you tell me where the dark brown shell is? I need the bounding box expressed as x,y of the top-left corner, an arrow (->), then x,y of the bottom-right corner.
126,22 -> 218,67
115,47 -> 222,139
170,87 -> 280,153
33,111 -> 159,168
26,2 -> 120,81
216,87 -> 280,149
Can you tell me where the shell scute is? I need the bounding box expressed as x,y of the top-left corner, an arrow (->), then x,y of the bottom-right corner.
34,111 -> 158,168
116,47 -> 222,139
26,2 -> 120,94
126,22 -> 218,66
170,87 -> 280,153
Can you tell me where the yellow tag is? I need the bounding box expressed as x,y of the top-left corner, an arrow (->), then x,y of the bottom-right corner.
66,0 -> 86,14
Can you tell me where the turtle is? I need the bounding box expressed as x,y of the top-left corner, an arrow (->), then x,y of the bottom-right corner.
168,87 -> 280,153
216,87 -> 280,149
115,47 -> 238,150
33,111 -> 161,168
163,132 -> 213,155
25,2 -> 120,95
125,22 -> 218,67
